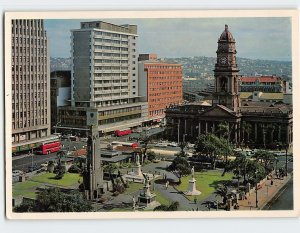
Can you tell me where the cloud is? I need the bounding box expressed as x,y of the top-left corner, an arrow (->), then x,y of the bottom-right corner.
45,17 -> 292,61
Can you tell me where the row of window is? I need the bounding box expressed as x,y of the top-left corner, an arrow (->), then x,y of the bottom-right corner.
12,46 -> 47,54
99,106 -> 141,116
150,109 -> 164,116
94,66 -> 128,71
149,92 -> 182,97
94,73 -> 128,77
94,52 -> 128,57
145,65 -> 181,70
12,74 -> 47,81
12,100 -> 48,109
12,37 -> 46,46
12,118 -> 48,130
12,83 -> 47,89
13,109 -> 48,119
94,59 -> 128,64
12,56 -> 47,63
148,71 -> 182,75
94,92 -> 128,98
99,113 -> 141,125
94,38 -> 128,45
94,31 -> 129,39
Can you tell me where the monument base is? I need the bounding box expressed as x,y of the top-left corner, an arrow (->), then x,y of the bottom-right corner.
184,178 -> 201,196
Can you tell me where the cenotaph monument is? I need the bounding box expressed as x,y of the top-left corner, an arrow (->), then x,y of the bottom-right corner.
184,166 -> 201,196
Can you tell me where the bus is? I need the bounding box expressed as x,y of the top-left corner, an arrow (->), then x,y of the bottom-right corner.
114,129 -> 132,137
111,141 -> 138,149
36,138 -> 62,155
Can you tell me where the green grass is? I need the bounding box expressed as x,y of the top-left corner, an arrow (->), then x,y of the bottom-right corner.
176,170 -> 233,201
123,182 -> 144,195
13,172 -> 83,199
30,172 -> 82,187
154,190 -> 170,206
13,181 -> 39,198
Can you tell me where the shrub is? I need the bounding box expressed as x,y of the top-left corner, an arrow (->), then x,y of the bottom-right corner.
68,165 -> 82,173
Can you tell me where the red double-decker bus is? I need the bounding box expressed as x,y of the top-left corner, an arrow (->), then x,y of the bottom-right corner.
37,138 -> 62,155
114,129 -> 132,137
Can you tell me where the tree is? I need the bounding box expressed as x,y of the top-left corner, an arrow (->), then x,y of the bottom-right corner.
194,134 -> 225,169
153,201 -> 179,211
14,188 -> 93,212
252,150 -> 275,173
103,163 -> 118,192
215,184 -> 228,205
140,133 -> 151,162
178,141 -> 188,157
54,150 -> 66,179
167,156 -> 191,183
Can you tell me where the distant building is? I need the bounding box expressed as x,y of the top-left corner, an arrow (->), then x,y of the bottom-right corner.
50,70 -> 71,130
11,19 -> 51,153
58,21 -> 148,135
239,75 -> 289,93
138,54 -> 183,123
183,91 -> 204,102
165,25 -> 293,149
240,91 -> 292,105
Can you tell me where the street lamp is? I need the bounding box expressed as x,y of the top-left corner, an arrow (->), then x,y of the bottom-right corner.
285,144 -> 288,177
54,121 -> 61,134
255,171 -> 258,208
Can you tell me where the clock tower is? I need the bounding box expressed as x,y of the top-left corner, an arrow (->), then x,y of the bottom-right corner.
213,24 -> 240,111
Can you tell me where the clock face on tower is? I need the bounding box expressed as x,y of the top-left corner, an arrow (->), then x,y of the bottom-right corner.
220,56 -> 227,65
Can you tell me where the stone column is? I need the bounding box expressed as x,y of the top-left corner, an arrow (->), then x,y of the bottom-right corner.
278,125 -> 281,142
254,123 -> 258,143
184,119 -> 187,134
234,123 -> 238,144
198,122 -> 201,137
205,121 -> 208,134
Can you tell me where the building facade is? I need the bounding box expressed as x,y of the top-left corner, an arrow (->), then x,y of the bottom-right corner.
58,21 -> 148,135
165,25 -> 293,149
138,54 -> 183,123
11,19 -> 51,153
50,70 -> 71,130
239,75 -> 289,93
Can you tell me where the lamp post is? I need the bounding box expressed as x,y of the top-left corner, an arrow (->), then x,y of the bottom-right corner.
255,171 -> 258,208
285,144 -> 288,177
177,122 -> 180,144
54,121 -> 61,134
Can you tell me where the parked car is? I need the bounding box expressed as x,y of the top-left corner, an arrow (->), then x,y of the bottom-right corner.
80,137 -> 88,142
27,164 -> 39,172
168,142 -> 178,147
12,170 -> 23,177
155,143 -> 168,148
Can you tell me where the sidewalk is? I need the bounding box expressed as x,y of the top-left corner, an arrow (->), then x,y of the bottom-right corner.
238,174 -> 292,210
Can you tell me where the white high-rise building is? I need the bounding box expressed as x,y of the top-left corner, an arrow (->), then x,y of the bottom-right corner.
59,21 -> 147,134
11,19 -> 51,153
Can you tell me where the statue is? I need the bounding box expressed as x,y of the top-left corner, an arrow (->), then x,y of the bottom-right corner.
191,166 -> 195,178
132,196 -> 136,210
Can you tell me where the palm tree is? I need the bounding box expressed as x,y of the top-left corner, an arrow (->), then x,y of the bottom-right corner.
178,141 -> 188,157
214,184 -> 228,205
140,133 -> 151,162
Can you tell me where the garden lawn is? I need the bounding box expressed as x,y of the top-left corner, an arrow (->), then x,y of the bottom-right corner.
123,182 -> 144,195
13,181 -> 40,198
154,190 -> 170,206
176,170 -> 233,201
30,172 -> 82,187
13,172 -> 82,199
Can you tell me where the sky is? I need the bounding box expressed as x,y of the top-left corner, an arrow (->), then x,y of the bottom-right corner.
45,17 -> 292,61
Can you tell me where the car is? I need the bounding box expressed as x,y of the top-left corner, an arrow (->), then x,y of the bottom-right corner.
27,164 -> 38,172
80,137 -> 88,142
155,143 -> 168,148
168,142 -> 178,147
12,170 -> 23,177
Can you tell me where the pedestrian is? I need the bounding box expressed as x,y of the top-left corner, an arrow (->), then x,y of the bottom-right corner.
194,197 -> 197,204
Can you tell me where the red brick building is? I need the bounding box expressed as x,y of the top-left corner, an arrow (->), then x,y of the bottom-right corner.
138,54 -> 183,123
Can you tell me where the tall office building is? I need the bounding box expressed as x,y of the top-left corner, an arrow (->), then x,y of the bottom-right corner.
11,19 -> 51,153
59,21 -> 147,135
138,54 -> 183,123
